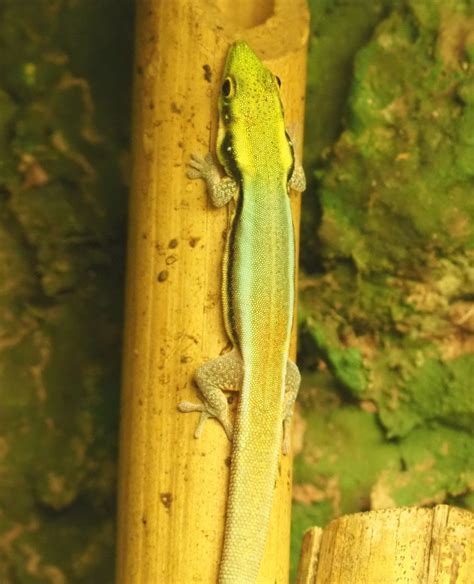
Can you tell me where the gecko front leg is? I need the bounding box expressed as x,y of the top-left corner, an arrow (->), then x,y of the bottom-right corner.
289,163 -> 306,193
187,153 -> 238,207
286,127 -> 306,193
282,359 -> 301,455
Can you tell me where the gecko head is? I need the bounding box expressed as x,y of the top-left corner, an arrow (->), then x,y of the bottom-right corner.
219,41 -> 283,126
217,41 -> 289,179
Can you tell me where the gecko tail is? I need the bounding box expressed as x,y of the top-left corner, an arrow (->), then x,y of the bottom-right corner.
218,364 -> 285,584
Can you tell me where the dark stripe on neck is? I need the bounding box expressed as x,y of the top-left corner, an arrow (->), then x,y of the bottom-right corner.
226,187 -> 243,349
220,129 -> 242,183
285,131 -> 295,182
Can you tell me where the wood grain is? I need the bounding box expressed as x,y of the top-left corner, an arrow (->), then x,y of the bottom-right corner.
296,505 -> 474,584
116,1 -> 309,582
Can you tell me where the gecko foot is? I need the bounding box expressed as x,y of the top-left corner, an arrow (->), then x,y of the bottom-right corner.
178,399 -> 233,441
186,152 -> 214,180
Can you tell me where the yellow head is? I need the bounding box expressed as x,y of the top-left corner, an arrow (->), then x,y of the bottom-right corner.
217,41 -> 293,183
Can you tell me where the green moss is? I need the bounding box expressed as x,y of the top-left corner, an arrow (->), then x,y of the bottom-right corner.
461,491 -> 474,511
318,3 -> 473,270
0,0 -> 132,581
305,322 -> 369,396
300,0 -> 393,269
458,78 -> 474,105
304,0 -> 393,163
378,355 -> 474,437
296,406 -> 399,506
296,0 -> 473,578
291,386 -> 400,577
373,425 -> 474,507
0,89 -> 17,137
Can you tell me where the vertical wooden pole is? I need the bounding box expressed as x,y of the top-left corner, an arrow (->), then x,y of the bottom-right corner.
116,1 -> 309,582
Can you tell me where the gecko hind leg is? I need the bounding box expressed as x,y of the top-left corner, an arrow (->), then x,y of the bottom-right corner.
178,349 -> 243,441
282,359 -> 301,455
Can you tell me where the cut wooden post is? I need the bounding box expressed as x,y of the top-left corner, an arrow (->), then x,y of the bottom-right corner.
296,505 -> 474,584
116,1 -> 309,582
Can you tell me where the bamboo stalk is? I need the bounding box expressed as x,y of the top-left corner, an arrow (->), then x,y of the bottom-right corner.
296,505 -> 474,584
116,1 -> 309,582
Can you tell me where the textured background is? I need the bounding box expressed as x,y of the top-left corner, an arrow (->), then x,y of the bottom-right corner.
0,0 -> 472,582
293,0 -> 473,577
0,1 -> 132,581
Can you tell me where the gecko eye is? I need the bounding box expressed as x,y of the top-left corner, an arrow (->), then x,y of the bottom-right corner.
275,76 -> 282,87
222,77 -> 235,98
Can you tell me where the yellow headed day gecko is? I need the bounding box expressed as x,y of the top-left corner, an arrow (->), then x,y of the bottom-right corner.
179,41 -> 306,583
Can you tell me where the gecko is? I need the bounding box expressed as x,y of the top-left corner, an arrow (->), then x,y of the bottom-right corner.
178,40 -> 306,583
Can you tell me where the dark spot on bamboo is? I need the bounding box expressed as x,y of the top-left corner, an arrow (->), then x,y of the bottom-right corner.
203,64 -> 212,82
160,492 -> 173,509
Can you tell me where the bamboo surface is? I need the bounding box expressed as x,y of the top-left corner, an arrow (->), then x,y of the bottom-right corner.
116,1 -> 309,582
296,505 -> 474,584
